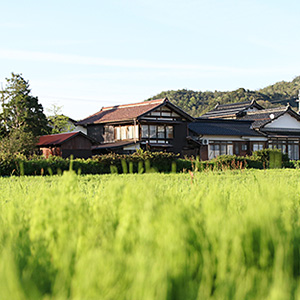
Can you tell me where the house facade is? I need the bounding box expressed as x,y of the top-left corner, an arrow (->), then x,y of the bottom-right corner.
188,119 -> 267,160
77,98 -> 194,155
201,101 -> 300,160
36,97 -> 300,161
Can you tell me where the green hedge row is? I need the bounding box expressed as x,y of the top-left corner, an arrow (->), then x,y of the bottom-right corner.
0,149 -> 293,176
0,151 -> 182,176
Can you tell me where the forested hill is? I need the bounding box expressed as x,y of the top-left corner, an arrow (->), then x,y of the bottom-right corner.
146,76 -> 300,117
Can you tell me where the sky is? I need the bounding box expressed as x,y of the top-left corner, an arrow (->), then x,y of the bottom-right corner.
0,0 -> 300,120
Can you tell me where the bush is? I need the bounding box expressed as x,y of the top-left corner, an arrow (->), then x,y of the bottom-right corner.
0,151 -> 181,176
250,149 -> 292,169
0,148 -> 297,177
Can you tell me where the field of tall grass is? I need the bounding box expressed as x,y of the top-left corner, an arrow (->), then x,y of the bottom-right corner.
1,169 -> 300,299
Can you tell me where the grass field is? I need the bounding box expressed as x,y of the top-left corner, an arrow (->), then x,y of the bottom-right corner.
1,169 -> 300,299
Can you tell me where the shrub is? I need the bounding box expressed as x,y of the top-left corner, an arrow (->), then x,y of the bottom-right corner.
0,151 -> 181,176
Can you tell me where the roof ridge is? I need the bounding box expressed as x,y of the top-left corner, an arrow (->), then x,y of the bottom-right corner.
102,98 -> 165,111
246,106 -> 286,115
217,101 -> 252,108
40,131 -> 80,137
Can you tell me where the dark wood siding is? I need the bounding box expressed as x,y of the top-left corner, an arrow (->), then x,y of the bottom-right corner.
172,122 -> 189,154
87,124 -> 104,143
61,135 -> 92,150
61,135 -> 93,158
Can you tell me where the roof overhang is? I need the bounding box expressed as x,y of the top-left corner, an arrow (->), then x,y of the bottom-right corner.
138,98 -> 195,122
92,140 -> 137,150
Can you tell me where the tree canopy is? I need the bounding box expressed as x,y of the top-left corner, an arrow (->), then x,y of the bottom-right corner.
47,104 -> 75,134
147,76 -> 300,117
0,73 -> 50,137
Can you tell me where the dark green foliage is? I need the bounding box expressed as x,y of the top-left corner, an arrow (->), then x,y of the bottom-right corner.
269,151 -> 282,169
259,76 -> 300,107
0,151 -> 180,176
147,76 -> 300,116
0,149 -> 295,177
0,128 -> 38,157
251,149 -> 288,169
0,73 -> 50,137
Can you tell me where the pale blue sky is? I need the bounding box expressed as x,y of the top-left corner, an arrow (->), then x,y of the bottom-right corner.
0,0 -> 299,119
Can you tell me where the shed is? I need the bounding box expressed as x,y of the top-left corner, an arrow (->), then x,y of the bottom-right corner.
37,131 -> 94,158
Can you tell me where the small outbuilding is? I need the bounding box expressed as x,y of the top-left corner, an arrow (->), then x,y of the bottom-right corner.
37,131 -> 94,158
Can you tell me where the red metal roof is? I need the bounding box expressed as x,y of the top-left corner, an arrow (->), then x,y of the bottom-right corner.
37,132 -> 82,146
77,98 -> 166,125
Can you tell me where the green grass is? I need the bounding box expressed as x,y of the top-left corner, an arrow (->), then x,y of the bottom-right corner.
1,169 -> 300,299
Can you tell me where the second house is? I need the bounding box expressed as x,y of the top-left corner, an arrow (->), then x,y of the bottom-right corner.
77,98 -> 194,155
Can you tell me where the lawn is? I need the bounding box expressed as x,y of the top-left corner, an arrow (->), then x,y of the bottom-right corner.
1,169 -> 300,299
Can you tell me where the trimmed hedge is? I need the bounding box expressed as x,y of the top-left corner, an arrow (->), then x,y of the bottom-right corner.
0,151 -> 180,176
0,149 -> 295,176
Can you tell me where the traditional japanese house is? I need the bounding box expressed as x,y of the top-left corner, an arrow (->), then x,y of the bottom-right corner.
202,101 -> 300,160
188,119 -> 267,160
239,104 -> 300,160
77,98 -> 194,155
37,131 -> 95,158
201,100 -> 264,119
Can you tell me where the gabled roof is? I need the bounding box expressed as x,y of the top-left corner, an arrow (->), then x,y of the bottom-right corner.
201,100 -> 264,119
77,99 -> 165,125
239,104 -> 300,128
77,98 -> 194,125
189,118 -> 263,137
37,131 -> 93,147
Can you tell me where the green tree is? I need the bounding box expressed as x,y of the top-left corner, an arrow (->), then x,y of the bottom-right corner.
0,126 -> 37,157
0,73 -> 50,137
47,104 -> 75,134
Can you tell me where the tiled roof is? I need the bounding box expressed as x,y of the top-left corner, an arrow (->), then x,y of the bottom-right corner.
77,99 -> 166,125
37,132 -> 86,146
189,119 -> 262,136
239,106 -> 293,128
201,100 -> 264,118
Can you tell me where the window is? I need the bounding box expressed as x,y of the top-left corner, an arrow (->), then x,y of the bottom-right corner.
253,143 -> 264,152
241,144 -> 248,151
209,142 -> 234,159
157,126 -> 165,139
235,144 -> 240,155
127,126 -> 133,139
221,144 -> 226,155
289,144 -> 299,160
227,144 -> 233,155
141,125 -> 173,141
269,140 -> 300,160
115,127 -> 121,140
121,127 -> 127,140
115,125 -> 138,140
141,125 -> 148,138
166,126 -> 173,138
150,125 -> 156,138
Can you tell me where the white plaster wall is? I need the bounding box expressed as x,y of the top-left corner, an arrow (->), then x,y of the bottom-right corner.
247,107 -> 259,112
74,125 -> 87,134
265,113 -> 300,129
